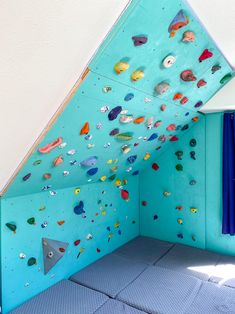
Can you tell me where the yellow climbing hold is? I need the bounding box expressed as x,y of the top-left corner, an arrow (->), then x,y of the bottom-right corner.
177,218 -> 183,225
74,188 -> 81,195
114,221 -> 121,228
100,176 -> 107,182
111,166 -> 118,172
115,179 -> 122,187
190,207 -> 198,213
131,70 -> 145,82
144,152 -> 151,160
114,61 -> 130,74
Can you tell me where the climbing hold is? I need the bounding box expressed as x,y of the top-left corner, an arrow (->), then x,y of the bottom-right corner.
108,174 -> 116,181
190,151 -> 196,160
176,206 -> 183,211
77,247 -> 85,259
162,55 -> 176,68
146,116 -> 154,129
27,257 -> 37,266
115,179 -> 122,187
42,238 -> 68,274
182,30 -> 195,42
114,61 -> 130,74
142,201 -> 147,206
127,155 -> 137,164
63,170 -> 70,176
124,93 -> 134,101
100,176 -> 107,182
74,201 -> 85,215
80,156 -> 98,167
57,220 -> 65,226
6,222 -> 17,233
163,191 -> 171,197
74,240 -> 81,246
154,120 -> 162,128
86,233 -> 93,240
38,137 -> 63,154
175,151 -> 183,160
211,64 -> 221,74
180,70 -> 197,81
133,116 -> 145,124
192,235 -> 196,242
19,253 -> 26,259
119,114 -> 134,124
96,123 -> 102,130
177,233 -> 184,239
53,155 -> 63,167
102,86 -> 112,93
87,168 -> 98,176
108,106 -> 122,121
176,164 -> 183,171
168,10 -> 189,37
180,96 -> 188,105
80,122 -> 90,135
41,221 -> 48,228
74,188 -> 81,195
27,217 -> 36,225
153,215 -> 158,220
43,173 -> 51,180
190,207 -> 198,213
177,218 -> 183,225
147,133 -> 158,141
23,173 -> 31,182
132,35 -> 148,46
155,82 -> 170,95
115,132 -> 133,141
152,163 -> 159,171
100,105 -> 110,113
67,149 -> 76,156
121,145 -> 131,154
33,160 -> 42,166
194,101 -> 203,109
199,49 -> 213,62
109,128 -> 119,136
181,124 -> 189,131
131,70 -> 145,82
190,139 -> 197,147
121,189 -> 129,201
173,93 -> 183,100
132,170 -> 139,176
143,152 -> 151,160
166,124 -> 176,131
170,136 -> 179,142
197,79 -> 207,88
192,116 -> 199,122
190,180 -> 197,185
220,73 -> 233,84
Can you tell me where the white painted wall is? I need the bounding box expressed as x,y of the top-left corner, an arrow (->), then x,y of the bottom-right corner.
0,0 -> 129,193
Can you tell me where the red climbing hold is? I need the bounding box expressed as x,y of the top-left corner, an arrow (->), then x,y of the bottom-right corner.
170,136 -> 179,142
74,240 -> 81,246
199,49 -> 213,62
152,163 -> 159,171
121,189 -> 129,200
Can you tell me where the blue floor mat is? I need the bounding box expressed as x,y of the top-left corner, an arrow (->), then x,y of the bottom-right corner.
185,281 -> 235,314
117,266 -> 202,314
156,243 -> 220,280
113,236 -> 174,264
70,254 -> 147,298
9,280 -> 108,314
95,299 -> 147,314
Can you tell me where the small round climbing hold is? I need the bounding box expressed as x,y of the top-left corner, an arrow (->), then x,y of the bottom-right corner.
162,55 -> 176,68
114,61 -> 130,74
190,207 -> 198,213
177,218 -> 183,225
27,217 -> 36,225
131,70 -> 145,82
182,30 -> 195,42
190,139 -> 197,147
176,164 -> 183,171
27,257 -> 37,266
142,201 -> 147,206
155,82 -> 170,95
74,188 -> 81,195
175,151 -> 183,160
124,93 -> 134,101
152,163 -> 159,171
180,69 -> 197,82
43,173 -> 51,180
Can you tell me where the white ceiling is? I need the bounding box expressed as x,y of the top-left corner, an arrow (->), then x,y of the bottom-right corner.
0,0 -> 234,193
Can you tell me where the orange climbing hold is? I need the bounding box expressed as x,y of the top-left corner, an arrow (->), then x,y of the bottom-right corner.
80,122 -> 90,135
133,116 -> 145,124
53,155 -> 64,167
173,93 -> 183,100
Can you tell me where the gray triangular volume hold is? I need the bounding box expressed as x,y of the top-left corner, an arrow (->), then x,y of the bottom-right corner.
42,238 -> 69,275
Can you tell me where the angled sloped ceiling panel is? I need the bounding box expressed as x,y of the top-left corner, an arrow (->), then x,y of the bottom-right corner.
1,0 -> 233,198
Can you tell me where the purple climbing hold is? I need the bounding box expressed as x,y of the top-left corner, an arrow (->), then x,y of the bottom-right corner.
132,35 -> 148,46
23,173 -> 31,181
108,106 -> 122,121
109,128 -> 119,136
194,101 -> 203,108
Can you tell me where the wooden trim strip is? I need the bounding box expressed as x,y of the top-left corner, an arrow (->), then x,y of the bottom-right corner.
0,68 -> 90,197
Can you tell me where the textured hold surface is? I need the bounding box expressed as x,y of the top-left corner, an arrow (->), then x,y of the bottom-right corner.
70,254 -> 147,297
9,280 -> 108,314
117,266 -> 201,314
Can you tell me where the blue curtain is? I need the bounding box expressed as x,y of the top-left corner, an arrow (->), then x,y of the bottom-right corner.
223,112 -> 235,235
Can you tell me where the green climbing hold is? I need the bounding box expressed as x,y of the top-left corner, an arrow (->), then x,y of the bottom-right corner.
108,174 -> 116,181
27,257 -> 37,266
176,164 -> 183,171
175,151 -> 183,160
220,73 -> 233,84
6,223 -> 17,233
115,132 -> 133,141
27,217 -> 36,225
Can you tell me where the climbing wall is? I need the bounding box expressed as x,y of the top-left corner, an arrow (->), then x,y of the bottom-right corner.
140,116 -> 206,248
2,0 -> 233,198
1,177 -> 139,312
1,0 -> 234,312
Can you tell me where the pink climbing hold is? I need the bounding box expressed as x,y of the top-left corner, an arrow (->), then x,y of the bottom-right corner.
197,79 -> 207,88
160,104 -> 166,111
166,124 -> 176,131
38,137 -> 63,154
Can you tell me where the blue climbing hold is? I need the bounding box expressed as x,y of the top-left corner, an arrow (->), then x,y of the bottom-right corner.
74,201 -> 85,215
147,133 -> 158,141
124,93 -> 134,101
87,168 -> 98,176
127,155 -> 137,164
